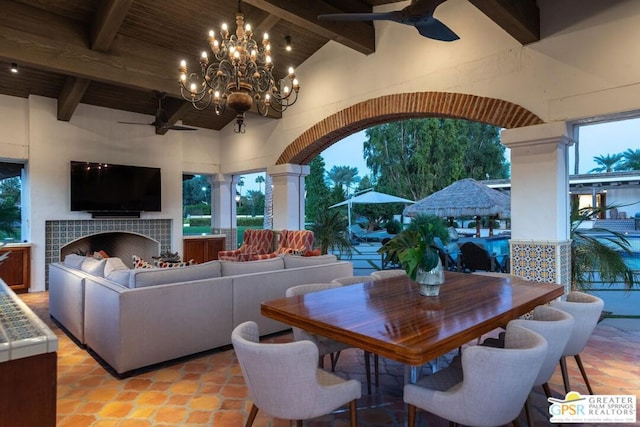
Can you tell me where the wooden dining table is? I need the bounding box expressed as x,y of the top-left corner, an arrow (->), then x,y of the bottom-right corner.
260,271 -> 564,376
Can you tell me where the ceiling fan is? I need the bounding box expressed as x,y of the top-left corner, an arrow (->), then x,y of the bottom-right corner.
318,0 -> 459,42
119,91 -> 197,132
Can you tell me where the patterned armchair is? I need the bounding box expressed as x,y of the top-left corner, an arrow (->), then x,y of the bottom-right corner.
218,229 -> 274,261
254,230 -> 314,260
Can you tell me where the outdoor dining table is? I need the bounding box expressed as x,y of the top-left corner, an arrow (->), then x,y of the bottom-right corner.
261,271 -> 564,382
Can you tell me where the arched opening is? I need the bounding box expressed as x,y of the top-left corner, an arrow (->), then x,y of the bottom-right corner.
277,92 -> 543,165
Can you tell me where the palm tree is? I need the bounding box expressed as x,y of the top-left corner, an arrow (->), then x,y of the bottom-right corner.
310,210 -> 352,258
327,166 -> 361,195
619,148 -> 640,170
571,199 -> 638,291
588,153 -> 623,173
254,175 -> 265,193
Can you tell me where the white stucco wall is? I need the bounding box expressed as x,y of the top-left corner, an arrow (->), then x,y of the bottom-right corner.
0,95 -> 221,291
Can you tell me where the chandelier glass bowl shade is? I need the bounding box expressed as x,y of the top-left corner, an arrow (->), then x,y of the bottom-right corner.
178,6 -> 300,133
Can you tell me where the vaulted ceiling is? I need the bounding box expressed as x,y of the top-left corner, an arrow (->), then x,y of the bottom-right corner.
0,0 -> 538,134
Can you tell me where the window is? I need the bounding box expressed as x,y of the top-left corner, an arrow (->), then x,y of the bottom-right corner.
182,174 -> 211,235
0,162 -> 23,242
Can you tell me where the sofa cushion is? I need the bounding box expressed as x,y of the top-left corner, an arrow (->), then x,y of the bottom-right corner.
220,256 -> 284,276
283,254 -> 338,269
81,257 -> 107,277
105,269 -> 130,287
104,257 -> 129,277
129,260 -> 221,288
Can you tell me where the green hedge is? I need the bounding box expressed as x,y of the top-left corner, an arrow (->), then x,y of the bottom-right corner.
237,217 -> 263,227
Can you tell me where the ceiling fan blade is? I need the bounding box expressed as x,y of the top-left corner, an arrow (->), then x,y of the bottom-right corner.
318,11 -> 402,22
166,125 -> 197,131
117,121 -> 153,126
415,18 -> 459,41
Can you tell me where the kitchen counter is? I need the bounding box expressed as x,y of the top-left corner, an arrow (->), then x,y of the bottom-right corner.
0,280 -> 57,426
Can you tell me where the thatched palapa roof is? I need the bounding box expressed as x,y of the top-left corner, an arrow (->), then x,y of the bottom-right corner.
403,178 -> 511,218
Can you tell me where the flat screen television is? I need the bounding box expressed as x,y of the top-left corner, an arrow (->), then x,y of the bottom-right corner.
70,161 -> 161,213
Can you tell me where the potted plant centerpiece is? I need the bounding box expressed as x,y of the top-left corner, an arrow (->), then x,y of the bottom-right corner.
378,214 -> 450,296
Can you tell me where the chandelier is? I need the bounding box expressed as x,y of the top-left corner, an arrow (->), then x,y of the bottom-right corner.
178,1 -> 300,133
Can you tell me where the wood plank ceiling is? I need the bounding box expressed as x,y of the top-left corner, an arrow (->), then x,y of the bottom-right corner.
0,0 -> 538,134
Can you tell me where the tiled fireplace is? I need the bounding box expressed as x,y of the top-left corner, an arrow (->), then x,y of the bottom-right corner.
45,219 -> 172,287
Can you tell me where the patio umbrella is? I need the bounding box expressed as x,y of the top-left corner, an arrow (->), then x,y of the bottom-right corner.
330,189 -> 415,232
403,178 -> 510,237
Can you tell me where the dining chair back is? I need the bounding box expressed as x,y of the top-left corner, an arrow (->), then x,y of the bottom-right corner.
231,321 -> 361,427
403,323 -> 547,427
370,269 -> 407,280
332,276 -> 375,286
285,283 -> 378,394
550,291 -> 604,394
511,305 -> 575,425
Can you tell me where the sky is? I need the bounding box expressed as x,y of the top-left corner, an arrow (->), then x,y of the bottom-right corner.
238,118 -> 638,193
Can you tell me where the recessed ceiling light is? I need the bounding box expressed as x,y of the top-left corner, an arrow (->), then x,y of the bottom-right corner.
285,36 -> 292,52
10,63 -> 18,73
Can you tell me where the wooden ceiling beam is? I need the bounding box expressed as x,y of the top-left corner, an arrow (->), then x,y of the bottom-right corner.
243,0 -> 375,55
0,23 -> 281,121
58,0 -> 134,121
467,0 -> 539,45
91,0 -> 134,51
57,77 -> 91,121
156,99 -> 194,135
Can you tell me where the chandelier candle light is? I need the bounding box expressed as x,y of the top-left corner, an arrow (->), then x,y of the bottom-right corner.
178,2 -> 300,133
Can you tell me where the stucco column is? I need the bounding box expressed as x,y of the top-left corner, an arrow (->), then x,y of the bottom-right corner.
211,173 -> 238,250
267,164 -> 310,230
501,122 -> 574,292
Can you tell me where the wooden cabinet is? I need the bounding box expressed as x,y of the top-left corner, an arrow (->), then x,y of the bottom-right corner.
0,245 -> 30,293
183,236 -> 225,264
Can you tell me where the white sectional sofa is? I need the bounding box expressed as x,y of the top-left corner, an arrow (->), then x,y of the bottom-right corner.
49,254 -> 352,375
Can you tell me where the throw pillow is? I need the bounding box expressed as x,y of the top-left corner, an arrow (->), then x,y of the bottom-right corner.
63,254 -> 85,269
104,257 -> 129,277
80,257 -> 107,276
153,259 -> 196,268
132,255 -> 155,269
92,249 -> 109,259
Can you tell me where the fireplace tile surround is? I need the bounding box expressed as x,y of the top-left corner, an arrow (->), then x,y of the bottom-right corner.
45,219 -> 172,287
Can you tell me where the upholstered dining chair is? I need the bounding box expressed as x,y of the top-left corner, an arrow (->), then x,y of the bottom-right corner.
550,291 -> 604,394
286,283 -> 378,394
509,306 -> 575,426
404,323 -> 548,427
231,321 -> 361,427
331,275 -> 376,286
217,229 -> 273,261
370,269 -> 407,280
330,276 -> 381,392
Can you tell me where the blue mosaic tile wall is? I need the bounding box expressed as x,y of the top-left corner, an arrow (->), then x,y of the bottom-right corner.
45,219 -> 172,287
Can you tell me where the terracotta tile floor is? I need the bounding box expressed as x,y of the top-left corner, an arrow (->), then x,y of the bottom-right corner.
19,292 -> 640,427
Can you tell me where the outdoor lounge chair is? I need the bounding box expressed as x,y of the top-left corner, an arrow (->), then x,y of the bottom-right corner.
349,224 -> 391,242
432,237 -> 459,271
458,241 -> 505,272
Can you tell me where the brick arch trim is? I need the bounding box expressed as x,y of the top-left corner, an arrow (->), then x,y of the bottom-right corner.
276,92 -> 544,165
